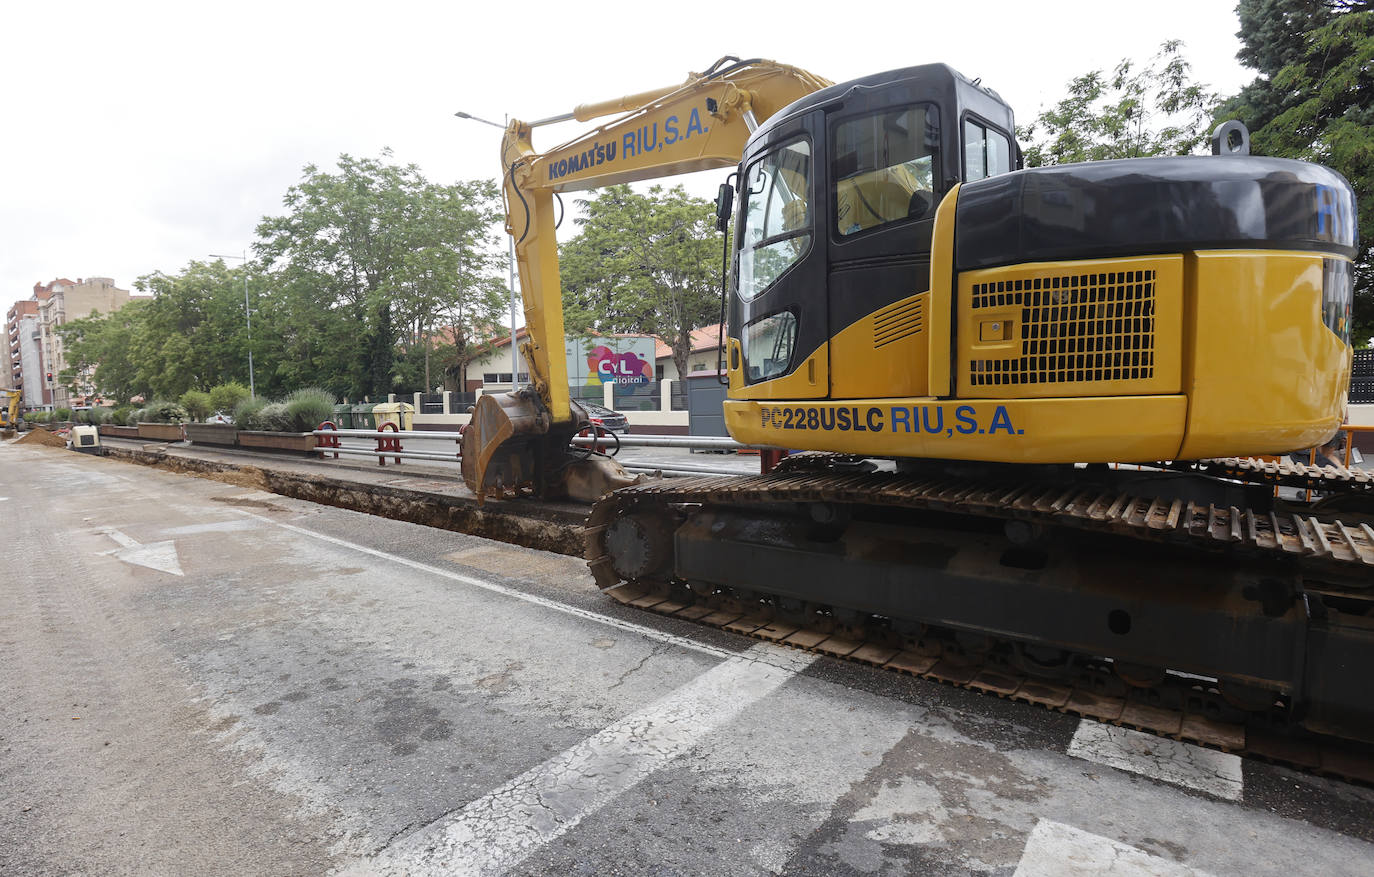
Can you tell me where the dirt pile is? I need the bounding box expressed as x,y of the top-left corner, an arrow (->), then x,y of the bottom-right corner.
16,428 -> 67,448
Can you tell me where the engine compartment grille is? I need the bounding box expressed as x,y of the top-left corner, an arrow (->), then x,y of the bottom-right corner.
969,269 -> 1156,386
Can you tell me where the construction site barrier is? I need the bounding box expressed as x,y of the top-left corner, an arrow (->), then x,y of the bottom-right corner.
316,421 -> 341,459
376,422 -> 403,467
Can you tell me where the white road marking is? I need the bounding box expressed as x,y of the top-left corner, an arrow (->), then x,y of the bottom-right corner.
1067,721 -> 1243,801
1014,819 -> 1214,876
347,642 -> 816,877
99,528 -> 184,576
235,509 -> 758,665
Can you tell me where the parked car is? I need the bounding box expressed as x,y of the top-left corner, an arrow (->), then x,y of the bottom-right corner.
580,402 -> 629,434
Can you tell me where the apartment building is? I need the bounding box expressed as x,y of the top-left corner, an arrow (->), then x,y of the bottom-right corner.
6,298 -> 46,407
6,277 -> 132,409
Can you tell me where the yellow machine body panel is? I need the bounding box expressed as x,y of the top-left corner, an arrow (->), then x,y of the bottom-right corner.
1179,250 -> 1352,459
725,245 -> 1353,464
827,292 -> 931,400
725,395 -> 1188,462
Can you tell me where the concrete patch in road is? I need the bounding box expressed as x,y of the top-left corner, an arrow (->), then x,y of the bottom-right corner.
1014,819 -> 1214,876
1068,721 -> 1243,801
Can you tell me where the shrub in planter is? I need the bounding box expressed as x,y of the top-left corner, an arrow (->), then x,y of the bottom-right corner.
55,407 -> 72,422
209,382 -> 251,417
255,402 -> 293,432
144,400 -> 188,424
233,397 -> 269,431
90,407 -> 112,425
285,387 -> 335,432
110,405 -> 134,426
179,390 -> 213,422
234,396 -> 318,453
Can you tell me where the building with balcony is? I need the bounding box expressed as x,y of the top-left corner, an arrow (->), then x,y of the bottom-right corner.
7,298 -> 45,407
6,277 -> 133,409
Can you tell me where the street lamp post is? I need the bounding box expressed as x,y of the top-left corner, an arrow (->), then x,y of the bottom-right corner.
454,110 -> 520,388
211,250 -> 255,398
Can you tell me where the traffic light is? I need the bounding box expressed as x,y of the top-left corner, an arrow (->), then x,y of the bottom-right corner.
46,372 -> 52,382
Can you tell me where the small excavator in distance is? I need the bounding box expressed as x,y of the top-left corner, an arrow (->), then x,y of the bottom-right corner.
462,58 -> 1374,755
1,388 -> 21,437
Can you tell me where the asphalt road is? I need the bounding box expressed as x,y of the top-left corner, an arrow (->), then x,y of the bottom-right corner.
4,438 -> 1374,876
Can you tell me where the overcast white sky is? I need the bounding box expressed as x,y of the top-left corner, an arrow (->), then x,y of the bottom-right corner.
2,0 -> 1255,302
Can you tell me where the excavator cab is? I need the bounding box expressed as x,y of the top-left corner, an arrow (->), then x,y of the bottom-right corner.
722,65 -> 1015,406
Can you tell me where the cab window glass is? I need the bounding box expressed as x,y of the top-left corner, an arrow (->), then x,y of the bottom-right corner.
738,139 -> 812,302
833,105 -> 939,236
964,118 -> 1012,181
743,310 -> 797,384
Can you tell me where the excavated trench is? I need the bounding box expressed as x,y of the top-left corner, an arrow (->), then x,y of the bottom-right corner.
100,445 -> 586,557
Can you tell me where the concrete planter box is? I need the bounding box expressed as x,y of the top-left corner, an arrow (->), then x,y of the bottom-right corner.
237,430 -> 317,454
137,422 -> 185,441
184,423 -> 239,446
98,425 -> 140,439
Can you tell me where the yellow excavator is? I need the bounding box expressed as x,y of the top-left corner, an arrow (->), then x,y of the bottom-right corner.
1,388 -> 21,436
463,58 -> 1373,753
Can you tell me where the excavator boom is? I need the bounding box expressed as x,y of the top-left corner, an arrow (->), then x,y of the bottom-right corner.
462,58 -> 830,501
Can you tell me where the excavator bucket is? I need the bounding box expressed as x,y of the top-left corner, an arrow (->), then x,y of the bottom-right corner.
460,391 -> 641,504
460,390 -> 550,503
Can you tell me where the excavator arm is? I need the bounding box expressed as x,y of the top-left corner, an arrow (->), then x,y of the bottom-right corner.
462,57 -> 830,502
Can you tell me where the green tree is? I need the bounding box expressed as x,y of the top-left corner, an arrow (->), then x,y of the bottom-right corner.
58,301 -> 151,403
1219,0 -> 1374,343
559,184 -> 722,382
130,260 -> 262,396
1020,41 -> 1218,166
392,179 -> 509,392
255,151 -> 506,397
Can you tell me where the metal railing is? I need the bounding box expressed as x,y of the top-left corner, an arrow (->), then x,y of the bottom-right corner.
314,425 -> 462,466
310,424 -> 765,476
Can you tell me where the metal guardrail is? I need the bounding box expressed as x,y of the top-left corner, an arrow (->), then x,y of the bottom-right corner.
320,427 -> 465,440
570,433 -> 756,451
313,428 -> 757,449
310,425 -> 765,475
